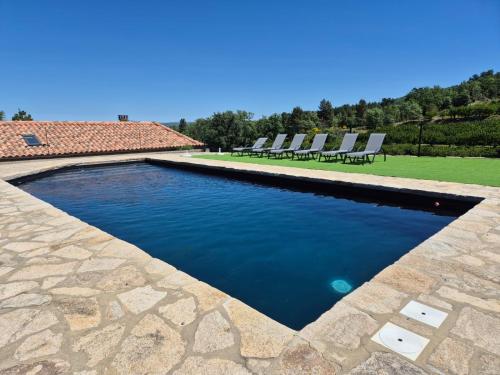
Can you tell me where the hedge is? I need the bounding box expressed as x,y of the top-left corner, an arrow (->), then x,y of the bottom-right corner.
357,118 -> 500,147
383,144 -> 499,157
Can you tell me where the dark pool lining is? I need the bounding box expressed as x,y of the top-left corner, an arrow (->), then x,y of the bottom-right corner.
10,159 -> 484,330
148,159 -> 480,216
10,159 -> 481,217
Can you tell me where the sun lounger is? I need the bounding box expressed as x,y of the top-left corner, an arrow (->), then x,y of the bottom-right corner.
293,134 -> 328,160
318,133 -> 358,162
251,134 -> 287,157
268,134 -> 306,159
232,137 -> 268,156
344,133 -> 386,164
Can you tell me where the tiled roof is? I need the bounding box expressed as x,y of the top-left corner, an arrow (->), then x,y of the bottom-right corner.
0,121 -> 203,160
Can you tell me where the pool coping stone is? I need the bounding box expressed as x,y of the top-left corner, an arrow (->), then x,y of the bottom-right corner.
0,151 -> 499,374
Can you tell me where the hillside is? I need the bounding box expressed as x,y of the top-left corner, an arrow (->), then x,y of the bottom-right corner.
177,70 -> 500,157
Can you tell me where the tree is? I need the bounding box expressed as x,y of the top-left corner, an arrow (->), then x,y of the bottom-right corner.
289,106 -> 305,124
255,114 -> 284,139
381,98 -> 395,107
12,109 -> 33,121
356,99 -> 367,119
178,118 -> 188,133
468,81 -> 484,102
181,69 -> 499,153
440,97 -> 452,110
476,70 -> 498,98
0,110 -> 4,121
423,103 -> 439,120
400,101 -> 423,121
283,107 -> 320,135
355,99 -> 367,127
365,108 -> 384,129
317,99 -> 335,127
452,89 -> 470,107
405,86 -> 450,110
346,116 -> 357,132
185,110 -> 255,151
383,105 -> 400,125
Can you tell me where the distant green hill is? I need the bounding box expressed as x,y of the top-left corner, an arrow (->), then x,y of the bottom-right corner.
170,70 -> 500,157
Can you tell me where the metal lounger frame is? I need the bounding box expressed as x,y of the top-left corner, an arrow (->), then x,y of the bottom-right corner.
292,134 -> 328,160
318,133 -> 358,162
344,133 -> 387,164
231,137 -> 268,156
250,134 -> 287,157
268,134 -> 306,159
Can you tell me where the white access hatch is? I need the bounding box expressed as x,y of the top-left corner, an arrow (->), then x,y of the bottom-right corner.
371,322 -> 430,361
400,300 -> 448,328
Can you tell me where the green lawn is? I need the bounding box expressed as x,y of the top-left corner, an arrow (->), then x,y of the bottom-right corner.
195,154 -> 500,187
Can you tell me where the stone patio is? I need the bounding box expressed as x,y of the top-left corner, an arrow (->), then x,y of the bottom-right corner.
0,152 -> 499,374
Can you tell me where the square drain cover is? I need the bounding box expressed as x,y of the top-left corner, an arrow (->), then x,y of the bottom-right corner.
400,300 -> 448,328
371,322 -> 430,361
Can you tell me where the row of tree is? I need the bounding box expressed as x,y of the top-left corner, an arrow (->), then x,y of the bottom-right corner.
0,109 -> 33,121
180,70 -> 500,149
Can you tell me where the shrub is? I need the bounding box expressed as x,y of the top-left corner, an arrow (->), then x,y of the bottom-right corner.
448,101 -> 500,119
358,118 -> 500,147
383,144 -> 499,157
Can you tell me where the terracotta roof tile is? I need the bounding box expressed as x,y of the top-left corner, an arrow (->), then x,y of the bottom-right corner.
0,121 -> 203,160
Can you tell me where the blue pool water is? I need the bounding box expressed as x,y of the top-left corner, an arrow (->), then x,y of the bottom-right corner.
18,162 -> 457,329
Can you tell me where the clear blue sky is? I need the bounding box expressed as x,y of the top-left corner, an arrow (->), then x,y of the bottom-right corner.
1,0 -> 499,122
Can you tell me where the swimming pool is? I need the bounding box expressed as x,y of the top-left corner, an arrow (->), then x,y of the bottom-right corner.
17,162 -> 462,329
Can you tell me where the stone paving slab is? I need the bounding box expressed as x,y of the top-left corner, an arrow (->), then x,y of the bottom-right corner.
0,152 -> 499,374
